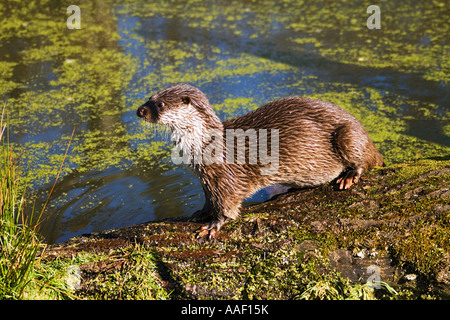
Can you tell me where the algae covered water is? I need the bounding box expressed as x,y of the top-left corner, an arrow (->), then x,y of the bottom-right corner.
1,0 -> 448,243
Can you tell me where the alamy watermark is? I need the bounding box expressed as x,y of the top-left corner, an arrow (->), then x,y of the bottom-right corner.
66,265 -> 81,290
365,264 -> 381,289
67,5 -> 81,29
67,4 -> 380,31
367,5 -> 381,29
170,128 -> 280,175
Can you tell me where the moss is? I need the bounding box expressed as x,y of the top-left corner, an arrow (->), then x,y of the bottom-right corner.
380,159 -> 450,185
38,244 -> 170,300
295,270 -> 378,300
35,159 -> 448,299
392,224 -> 449,277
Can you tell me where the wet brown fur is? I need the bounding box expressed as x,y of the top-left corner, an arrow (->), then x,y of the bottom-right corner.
137,84 -> 383,236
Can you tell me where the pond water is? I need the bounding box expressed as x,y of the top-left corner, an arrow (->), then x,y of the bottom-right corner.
1,0 -> 448,243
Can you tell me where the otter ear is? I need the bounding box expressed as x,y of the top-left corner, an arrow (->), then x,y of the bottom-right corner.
181,96 -> 190,105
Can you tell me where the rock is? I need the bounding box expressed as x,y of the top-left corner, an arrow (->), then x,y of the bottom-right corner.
41,159 -> 450,299
405,274 -> 417,281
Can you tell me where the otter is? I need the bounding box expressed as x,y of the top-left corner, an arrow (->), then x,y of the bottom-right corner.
136,84 -> 383,238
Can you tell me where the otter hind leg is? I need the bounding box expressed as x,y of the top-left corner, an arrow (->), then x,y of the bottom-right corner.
332,125 -> 372,190
336,167 -> 364,190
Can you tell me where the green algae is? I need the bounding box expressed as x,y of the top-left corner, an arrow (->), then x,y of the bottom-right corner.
125,0 -> 449,164
1,0 -> 155,187
1,0 -> 448,191
120,0 -> 450,82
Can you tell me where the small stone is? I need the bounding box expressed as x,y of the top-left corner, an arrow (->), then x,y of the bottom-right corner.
405,274 -> 417,281
356,249 -> 368,259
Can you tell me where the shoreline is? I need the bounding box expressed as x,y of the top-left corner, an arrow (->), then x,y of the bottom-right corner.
40,159 -> 450,299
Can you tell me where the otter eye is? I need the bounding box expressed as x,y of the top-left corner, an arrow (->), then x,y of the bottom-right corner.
181,97 -> 190,105
157,101 -> 164,108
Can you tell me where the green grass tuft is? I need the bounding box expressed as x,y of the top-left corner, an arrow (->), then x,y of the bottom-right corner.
0,104 -> 40,299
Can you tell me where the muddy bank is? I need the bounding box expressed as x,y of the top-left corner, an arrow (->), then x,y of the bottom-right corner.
42,159 -> 450,299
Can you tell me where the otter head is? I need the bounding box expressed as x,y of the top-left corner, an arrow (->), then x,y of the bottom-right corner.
137,84 -> 221,131
137,84 -> 223,163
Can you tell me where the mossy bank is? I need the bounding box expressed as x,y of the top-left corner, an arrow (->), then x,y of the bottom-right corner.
41,159 -> 450,300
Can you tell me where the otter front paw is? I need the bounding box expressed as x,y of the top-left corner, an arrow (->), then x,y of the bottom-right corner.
196,225 -> 217,239
195,218 -> 226,239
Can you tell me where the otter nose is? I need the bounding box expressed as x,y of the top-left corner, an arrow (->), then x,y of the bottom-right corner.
137,105 -> 149,118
